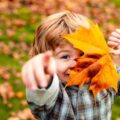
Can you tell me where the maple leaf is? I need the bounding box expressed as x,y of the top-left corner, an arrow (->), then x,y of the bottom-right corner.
6,29 -> 16,37
15,91 -> 24,99
63,20 -> 120,98
14,19 -> 26,27
0,67 -> 11,80
9,108 -> 36,120
0,82 -> 15,104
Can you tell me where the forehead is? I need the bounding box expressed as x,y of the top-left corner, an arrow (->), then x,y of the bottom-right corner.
54,43 -> 82,55
56,44 -> 74,51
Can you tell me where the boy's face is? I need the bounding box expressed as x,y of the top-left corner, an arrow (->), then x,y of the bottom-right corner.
54,44 -> 83,83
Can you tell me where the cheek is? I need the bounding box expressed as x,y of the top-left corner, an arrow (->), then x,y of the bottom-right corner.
55,59 -> 74,82
56,60 -> 67,73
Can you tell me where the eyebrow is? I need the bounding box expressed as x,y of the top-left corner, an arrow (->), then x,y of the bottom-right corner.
55,50 -> 71,56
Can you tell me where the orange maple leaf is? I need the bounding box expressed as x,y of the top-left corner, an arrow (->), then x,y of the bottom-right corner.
63,20 -> 120,98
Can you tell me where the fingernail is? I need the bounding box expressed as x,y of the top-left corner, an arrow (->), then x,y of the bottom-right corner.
40,82 -> 47,88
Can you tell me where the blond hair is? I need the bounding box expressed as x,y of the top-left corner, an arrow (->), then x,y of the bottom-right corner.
30,11 -> 90,57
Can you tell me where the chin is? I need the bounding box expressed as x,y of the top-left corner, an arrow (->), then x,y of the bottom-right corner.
58,75 -> 69,83
61,78 -> 69,83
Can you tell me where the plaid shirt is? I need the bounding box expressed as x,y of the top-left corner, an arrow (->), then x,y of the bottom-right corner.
27,67 -> 120,120
27,83 -> 120,120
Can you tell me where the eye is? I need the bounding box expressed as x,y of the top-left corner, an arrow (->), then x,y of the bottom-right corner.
60,54 -> 71,59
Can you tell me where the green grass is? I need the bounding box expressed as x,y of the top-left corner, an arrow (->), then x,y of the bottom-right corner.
0,92 -> 27,120
109,18 -> 120,24
110,0 -> 120,7
0,7 -> 40,120
0,53 -> 20,70
112,97 -> 120,120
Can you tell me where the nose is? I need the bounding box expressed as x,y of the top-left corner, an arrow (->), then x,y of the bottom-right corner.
69,59 -> 77,68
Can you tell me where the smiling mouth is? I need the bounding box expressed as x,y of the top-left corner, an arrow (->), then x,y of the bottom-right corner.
65,73 -> 70,77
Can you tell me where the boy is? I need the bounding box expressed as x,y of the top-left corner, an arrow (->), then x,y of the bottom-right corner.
22,11 -> 120,120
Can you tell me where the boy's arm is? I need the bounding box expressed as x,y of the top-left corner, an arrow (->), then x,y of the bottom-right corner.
26,74 -> 59,119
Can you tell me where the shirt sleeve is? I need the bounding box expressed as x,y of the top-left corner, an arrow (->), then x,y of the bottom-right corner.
26,74 -> 60,119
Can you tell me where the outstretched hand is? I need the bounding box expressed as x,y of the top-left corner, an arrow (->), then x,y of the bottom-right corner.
21,51 -> 56,90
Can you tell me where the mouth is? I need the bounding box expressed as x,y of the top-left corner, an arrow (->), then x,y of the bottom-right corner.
64,73 -> 70,79
65,73 -> 69,76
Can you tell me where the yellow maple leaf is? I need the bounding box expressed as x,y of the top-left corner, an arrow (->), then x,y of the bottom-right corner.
63,20 -> 120,98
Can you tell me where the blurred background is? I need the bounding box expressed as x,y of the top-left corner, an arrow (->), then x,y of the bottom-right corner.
0,0 -> 120,120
